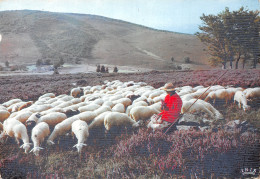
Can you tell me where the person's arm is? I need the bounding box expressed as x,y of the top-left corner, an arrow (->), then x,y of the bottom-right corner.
161,100 -> 169,111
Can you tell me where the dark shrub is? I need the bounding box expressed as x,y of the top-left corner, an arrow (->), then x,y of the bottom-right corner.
184,57 -> 191,63
113,129 -> 259,178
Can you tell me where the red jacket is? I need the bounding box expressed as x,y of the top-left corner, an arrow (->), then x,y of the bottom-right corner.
159,93 -> 182,123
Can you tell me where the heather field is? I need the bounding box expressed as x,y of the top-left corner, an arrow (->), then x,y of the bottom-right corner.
0,69 -> 259,178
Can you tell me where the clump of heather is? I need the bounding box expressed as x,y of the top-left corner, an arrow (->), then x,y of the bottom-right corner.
113,128 -> 259,178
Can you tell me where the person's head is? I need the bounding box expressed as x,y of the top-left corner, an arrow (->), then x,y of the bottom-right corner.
161,82 -> 175,95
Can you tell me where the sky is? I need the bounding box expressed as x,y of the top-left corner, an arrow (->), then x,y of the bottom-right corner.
0,0 -> 259,34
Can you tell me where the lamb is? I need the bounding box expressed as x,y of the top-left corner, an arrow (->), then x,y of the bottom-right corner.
58,95 -> 74,102
0,110 -> 10,122
47,116 -> 80,145
102,101 -> 115,108
104,112 -> 141,131
126,101 -> 148,116
76,111 -> 97,124
88,111 -> 111,130
94,106 -> 111,116
38,93 -> 55,100
112,98 -> 132,108
193,85 -> 204,91
130,105 -> 160,122
70,87 -> 83,98
234,91 -> 250,111
3,119 -> 32,153
70,98 -> 82,105
148,90 -> 165,99
40,107 -> 65,116
27,104 -> 52,113
132,96 -> 148,104
112,103 -> 125,113
71,120 -> 89,153
2,99 -> 22,108
37,112 -> 67,127
0,105 -> 7,111
92,98 -> 104,106
244,87 -> 260,100
177,88 -> 194,96
181,99 -> 223,120
204,89 -> 230,104
78,104 -> 101,113
12,111 -> 34,123
10,101 -> 33,112
30,122 -> 50,156
56,101 -> 74,108
109,94 -> 124,101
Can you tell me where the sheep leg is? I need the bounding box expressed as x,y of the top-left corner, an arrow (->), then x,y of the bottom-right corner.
238,102 -> 241,109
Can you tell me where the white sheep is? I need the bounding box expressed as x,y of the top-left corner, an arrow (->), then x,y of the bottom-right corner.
38,93 -> 55,100
30,122 -> 50,156
112,98 -> 132,108
40,107 -> 65,116
71,120 -> 89,153
13,111 -> 34,123
70,87 -> 83,98
94,106 -> 111,116
47,116 -> 80,145
148,90 -> 165,99
3,119 -> 32,153
76,111 -> 97,124
126,101 -> 148,116
2,99 -> 22,108
88,111 -> 111,130
58,95 -> 75,102
112,103 -> 125,113
130,105 -> 160,122
181,99 -> 223,120
102,101 -> 115,108
27,104 -> 52,113
104,112 -> 141,131
37,112 -> 67,127
244,87 -> 260,100
234,91 -> 250,111
204,89 -> 230,104
78,103 -> 101,113
0,105 -> 7,111
0,110 -> 10,122
56,101 -> 74,108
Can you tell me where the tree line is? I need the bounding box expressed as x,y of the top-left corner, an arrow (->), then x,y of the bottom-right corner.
196,7 -> 259,69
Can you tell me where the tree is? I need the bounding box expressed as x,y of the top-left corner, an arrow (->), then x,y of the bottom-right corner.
96,64 -> 100,72
196,7 -> 259,69
36,59 -> 43,66
105,67 -> 109,73
100,65 -> 105,73
184,57 -> 191,63
113,66 -> 118,73
5,61 -> 9,67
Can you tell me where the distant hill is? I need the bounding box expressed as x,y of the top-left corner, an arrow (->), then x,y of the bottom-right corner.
0,10 -> 209,70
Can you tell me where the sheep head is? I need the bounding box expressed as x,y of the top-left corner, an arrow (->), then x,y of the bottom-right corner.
73,143 -> 87,153
30,146 -> 44,156
20,143 -> 32,154
243,104 -> 250,112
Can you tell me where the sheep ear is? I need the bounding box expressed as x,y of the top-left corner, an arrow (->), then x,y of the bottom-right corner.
73,144 -> 77,148
20,144 -> 24,148
29,148 -> 34,153
82,143 -> 87,146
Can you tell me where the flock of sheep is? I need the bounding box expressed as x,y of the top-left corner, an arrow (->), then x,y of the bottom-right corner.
0,80 -> 259,156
